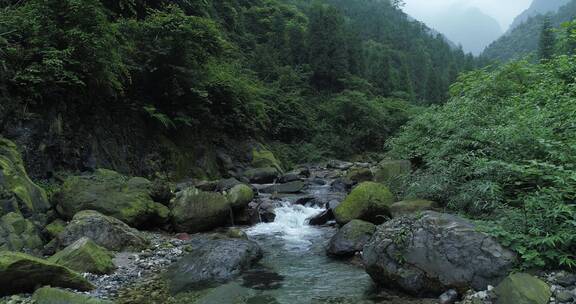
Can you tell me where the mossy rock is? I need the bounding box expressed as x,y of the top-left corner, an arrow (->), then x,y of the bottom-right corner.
0,251 -> 94,296
0,137 -> 50,215
58,210 -> 149,251
243,167 -> 279,184
0,212 -> 44,253
56,169 -> 169,228
33,287 -> 111,304
226,184 -> 254,209
251,145 -> 282,173
171,187 -> 231,233
333,182 -> 394,225
495,273 -> 551,304
327,219 -> 376,257
49,237 -> 115,274
373,160 -> 411,185
346,168 -> 374,184
389,200 -> 438,218
46,219 -> 67,239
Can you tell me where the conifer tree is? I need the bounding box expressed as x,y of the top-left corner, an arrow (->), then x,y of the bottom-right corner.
538,17 -> 556,61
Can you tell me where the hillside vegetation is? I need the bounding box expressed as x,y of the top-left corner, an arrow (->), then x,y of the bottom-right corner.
0,0 -> 475,178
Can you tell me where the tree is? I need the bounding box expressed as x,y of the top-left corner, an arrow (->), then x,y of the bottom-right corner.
538,17 -> 555,61
308,3 -> 349,90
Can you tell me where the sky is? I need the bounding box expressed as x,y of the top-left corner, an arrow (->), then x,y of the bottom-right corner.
402,0 -> 532,30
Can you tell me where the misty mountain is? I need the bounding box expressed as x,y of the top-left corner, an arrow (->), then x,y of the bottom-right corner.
509,0 -> 571,31
482,0 -> 576,62
419,6 -> 503,55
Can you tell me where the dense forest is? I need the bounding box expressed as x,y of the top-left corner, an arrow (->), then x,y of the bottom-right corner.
0,0 -> 475,180
482,0 -> 576,62
2,0 -> 576,303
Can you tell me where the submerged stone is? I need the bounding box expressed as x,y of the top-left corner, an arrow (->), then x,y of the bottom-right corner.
32,287 -> 111,304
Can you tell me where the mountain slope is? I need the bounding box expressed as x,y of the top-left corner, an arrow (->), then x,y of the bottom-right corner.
482,0 -> 576,62
509,0 -> 571,31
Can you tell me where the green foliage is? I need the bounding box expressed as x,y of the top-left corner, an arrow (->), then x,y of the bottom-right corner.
539,17 -> 556,61
388,56 -> 576,269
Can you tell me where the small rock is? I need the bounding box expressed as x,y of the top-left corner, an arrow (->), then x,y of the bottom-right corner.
556,291 -> 574,303
440,289 -> 458,304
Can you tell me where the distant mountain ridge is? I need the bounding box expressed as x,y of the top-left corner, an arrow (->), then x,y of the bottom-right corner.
509,0 -> 571,31
482,0 -> 576,62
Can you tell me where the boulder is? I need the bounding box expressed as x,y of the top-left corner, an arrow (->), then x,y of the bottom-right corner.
278,172 -> 301,183
346,168 -> 374,184
247,200 -> 276,224
0,212 -> 44,253
307,210 -> 332,226
374,160 -> 411,185
33,287 -> 111,304
494,273 -> 551,304
171,187 -> 231,233
261,181 -> 306,194
333,182 -> 394,225
251,146 -> 282,172
244,167 -> 279,184
149,179 -> 173,205
330,178 -> 354,193
389,200 -> 438,218
327,220 -> 375,257
49,237 -> 115,274
217,178 -> 242,192
57,210 -> 149,251
165,238 -> 263,293
363,211 -> 516,296
0,137 -> 50,216
226,184 -> 254,209
0,251 -> 93,296
55,169 -> 169,228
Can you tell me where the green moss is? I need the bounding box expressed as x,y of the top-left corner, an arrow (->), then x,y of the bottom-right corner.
46,219 -> 67,238
56,169 -> 168,228
0,251 -> 94,296
0,212 -> 44,252
0,138 -> 50,214
49,237 -> 116,274
171,188 -> 231,232
33,287 -> 111,304
333,182 -> 394,225
495,273 -> 551,304
226,184 -> 254,209
252,145 -> 282,172
341,220 -> 376,239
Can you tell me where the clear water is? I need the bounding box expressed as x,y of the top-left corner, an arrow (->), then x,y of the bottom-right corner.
191,183 -> 434,304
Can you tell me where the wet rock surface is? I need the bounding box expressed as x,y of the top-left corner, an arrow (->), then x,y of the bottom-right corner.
363,211 -> 517,296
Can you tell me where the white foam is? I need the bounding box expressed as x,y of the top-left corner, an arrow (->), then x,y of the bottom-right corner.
246,201 -> 324,251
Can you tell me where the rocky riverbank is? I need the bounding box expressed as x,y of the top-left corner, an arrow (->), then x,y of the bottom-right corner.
1,136 -> 575,304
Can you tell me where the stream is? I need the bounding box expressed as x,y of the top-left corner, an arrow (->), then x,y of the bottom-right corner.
189,179 -> 435,304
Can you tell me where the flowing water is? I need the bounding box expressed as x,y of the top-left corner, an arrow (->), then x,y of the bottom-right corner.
191,181 -> 435,304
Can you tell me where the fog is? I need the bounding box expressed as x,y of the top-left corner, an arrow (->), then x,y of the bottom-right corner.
403,0 -> 532,30
402,0 -> 532,54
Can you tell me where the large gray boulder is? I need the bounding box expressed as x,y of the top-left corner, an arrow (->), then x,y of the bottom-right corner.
363,211 -> 516,296
327,220 -> 375,257
57,210 -> 149,251
165,238 -> 263,293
